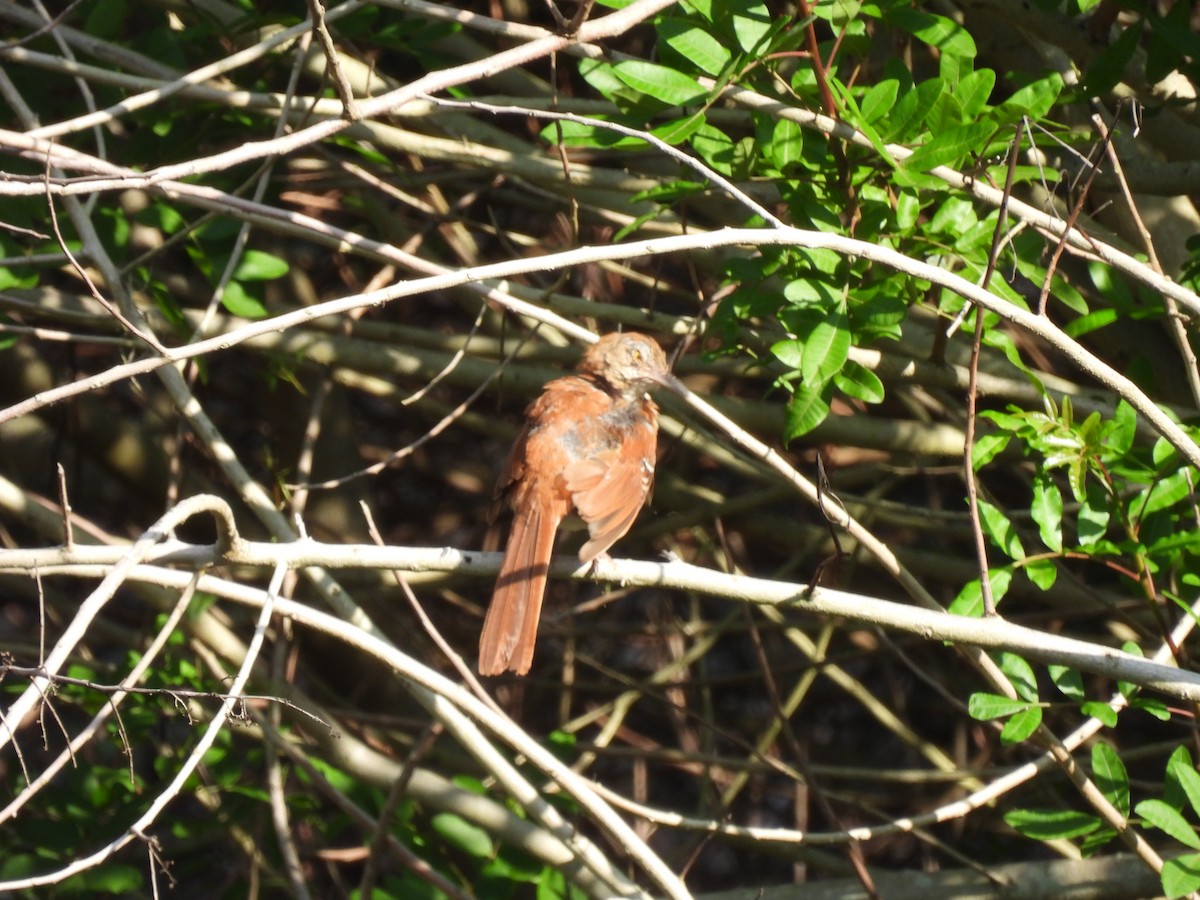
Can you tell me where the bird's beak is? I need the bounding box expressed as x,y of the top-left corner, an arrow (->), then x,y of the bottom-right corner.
652,371 -> 685,392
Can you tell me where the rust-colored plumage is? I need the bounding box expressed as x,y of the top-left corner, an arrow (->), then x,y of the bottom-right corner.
478,333 -> 670,675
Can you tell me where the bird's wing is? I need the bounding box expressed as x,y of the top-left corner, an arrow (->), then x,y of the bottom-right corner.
563,409 -> 657,563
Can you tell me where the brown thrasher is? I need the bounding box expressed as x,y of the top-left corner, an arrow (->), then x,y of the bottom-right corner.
478,332 -> 670,675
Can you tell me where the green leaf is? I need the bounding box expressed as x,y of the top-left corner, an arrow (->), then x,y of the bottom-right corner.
1031,473 -> 1063,552
977,499 -> 1025,560
1153,436 -> 1182,467
0,854 -> 39,881
968,693 -> 1032,720
1168,748 -> 1200,817
997,72 -> 1064,121
141,200 -> 185,234
949,567 -> 1013,616
1064,453 -> 1088,503
73,863 -> 144,893
850,289 -> 907,340
232,250 -> 289,281
1140,469 -> 1198,516
537,866 -> 575,899
1147,6 -> 1200,85
1048,664 -> 1084,700
1063,308 -> 1119,339
886,77 -> 944,141
1131,696 -> 1172,721
887,8 -> 977,58
819,0 -> 863,29
927,83 -> 966,132
1083,21 -> 1142,96
800,308 -> 850,385
729,0 -> 773,53
0,266 -> 37,291
783,276 -> 825,305
902,122 -> 996,174
895,190 -> 921,231
632,179 -> 708,204
834,360 -> 885,403
972,432 -> 1010,469
578,59 -> 641,105
982,325 -> 1039,374
1148,2 -> 1200,61
552,115 -> 705,150
220,282 -> 269,319
957,68 -> 996,119
765,117 -> 804,171
1080,701 -> 1118,726
997,651 -> 1038,702
1140,798 -> 1200,848
1046,276 -> 1089,316
825,77 -> 902,169
1162,853 -> 1200,899
771,338 -> 804,369
542,120 -> 635,148
1004,807 -> 1102,840
690,122 -> 736,175
612,60 -> 707,105
657,18 -> 732,76
783,382 -> 830,440
431,812 -> 495,858
928,196 -> 977,235
1000,705 -> 1042,742
1101,400 -> 1137,460
730,135 -> 756,178
1077,482 -> 1111,546
1077,410 -> 1103,444
790,248 -> 843,278
859,79 -> 900,125
1092,742 -> 1130,816
1080,826 -> 1120,856
1024,558 -> 1057,591
954,215 -> 1004,255
84,0 -> 128,39
651,114 -> 707,145
98,206 -> 131,251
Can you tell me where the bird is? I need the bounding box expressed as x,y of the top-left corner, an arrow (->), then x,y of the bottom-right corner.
478,332 -> 671,675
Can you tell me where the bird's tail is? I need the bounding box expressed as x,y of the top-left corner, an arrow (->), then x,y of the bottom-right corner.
478,506 -> 557,675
